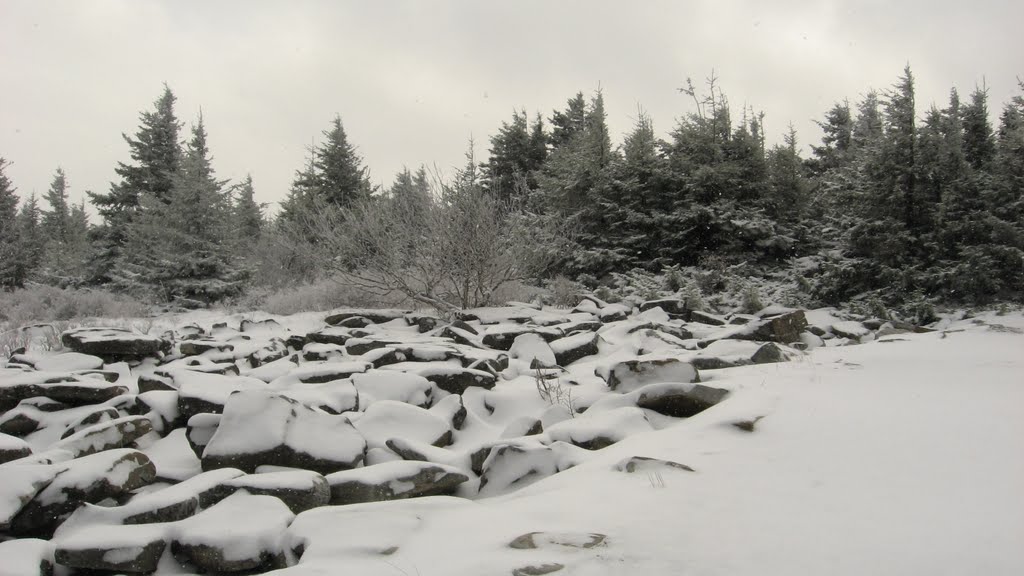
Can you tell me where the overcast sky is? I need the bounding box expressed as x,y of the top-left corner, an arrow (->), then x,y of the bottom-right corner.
1,0 -> 1021,216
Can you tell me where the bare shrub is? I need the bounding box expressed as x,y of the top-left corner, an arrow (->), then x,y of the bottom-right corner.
0,285 -> 149,330
279,170 -> 568,312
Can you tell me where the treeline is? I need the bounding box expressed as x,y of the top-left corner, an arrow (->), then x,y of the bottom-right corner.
1,67 -> 1022,308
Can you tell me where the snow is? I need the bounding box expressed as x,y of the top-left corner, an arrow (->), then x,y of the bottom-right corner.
172,492 -> 294,562
33,352 -> 104,372
2,307 -> 1022,575
508,333 -> 556,367
352,400 -> 451,450
351,370 -> 432,406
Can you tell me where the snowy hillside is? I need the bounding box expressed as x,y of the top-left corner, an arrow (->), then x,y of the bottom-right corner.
1,302 -> 1022,576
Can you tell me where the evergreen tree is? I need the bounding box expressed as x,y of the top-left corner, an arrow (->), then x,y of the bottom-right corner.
0,158 -> 21,288
314,116 -> 373,208
481,110 -> 547,205
88,85 -> 182,283
14,193 -> 44,285
233,174 -> 263,242
962,85 -> 997,172
809,101 -> 853,173
120,115 -> 245,302
42,168 -> 70,244
767,125 -> 810,222
549,92 -> 587,151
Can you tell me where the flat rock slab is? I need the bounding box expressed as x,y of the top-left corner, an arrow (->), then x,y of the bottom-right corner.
326,460 -> 469,505
10,449 -> 156,537
212,470 -> 330,514
171,492 -> 294,573
1,432 -> 33,464
61,328 -> 171,358
54,523 -> 167,573
325,309 -> 411,326
352,400 -> 453,450
33,352 -> 104,372
53,415 -> 153,458
202,391 -> 366,474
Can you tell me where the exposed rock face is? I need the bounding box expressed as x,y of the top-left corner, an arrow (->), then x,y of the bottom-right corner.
326,460 -> 469,505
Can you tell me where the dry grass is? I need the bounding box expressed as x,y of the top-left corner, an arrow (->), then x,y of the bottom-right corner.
0,285 -> 150,330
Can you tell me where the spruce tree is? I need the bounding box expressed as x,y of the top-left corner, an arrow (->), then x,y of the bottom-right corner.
14,193 -> 44,285
120,115 -> 244,302
42,168 -> 70,244
233,174 -> 263,242
0,158 -> 21,288
481,110 -> 546,205
88,85 -> 182,284
314,116 -> 373,209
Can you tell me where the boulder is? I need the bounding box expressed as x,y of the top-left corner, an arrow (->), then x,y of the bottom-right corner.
544,407 -> 652,450
326,460 -> 469,505
831,320 -> 873,342
325,308 -> 410,326
170,492 -> 293,573
478,441 -> 583,496
170,369 -> 269,420
186,413 -> 221,458
0,370 -> 129,408
351,371 -> 432,408
1,432 -> 33,463
54,524 -> 167,573
201,391 -> 366,474
0,538 -> 55,576
60,407 -> 122,439
33,352 -> 104,372
61,328 -> 171,359
750,342 -> 786,364
409,365 -> 497,395
179,339 -> 234,356
690,310 -> 727,326
429,394 -> 468,430
550,332 -> 600,367
509,333 -> 557,368
639,298 -> 690,318
598,357 -> 700,392
613,455 -> 695,473
0,464 -> 59,531
509,531 -> 607,550
212,470 -> 330,514
634,382 -> 729,418
746,310 -> 807,344
352,400 -> 453,450
53,415 -> 153,457
10,449 -> 156,537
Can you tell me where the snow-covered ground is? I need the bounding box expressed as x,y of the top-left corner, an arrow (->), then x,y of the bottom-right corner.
279,312 -> 1024,576
2,306 -> 1022,575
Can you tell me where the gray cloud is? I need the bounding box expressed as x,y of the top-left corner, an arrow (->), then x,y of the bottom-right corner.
1,0 -> 1020,215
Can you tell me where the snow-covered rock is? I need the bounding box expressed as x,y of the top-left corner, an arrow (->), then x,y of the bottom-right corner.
544,406 -> 653,450
326,460 -> 469,505
598,356 -> 700,392
202,391 -> 366,474
9,449 -> 156,537
61,327 -> 171,359
0,432 -> 32,464
351,370 -> 432,408
352,400 -> 453,450
170,492 -> 294,573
